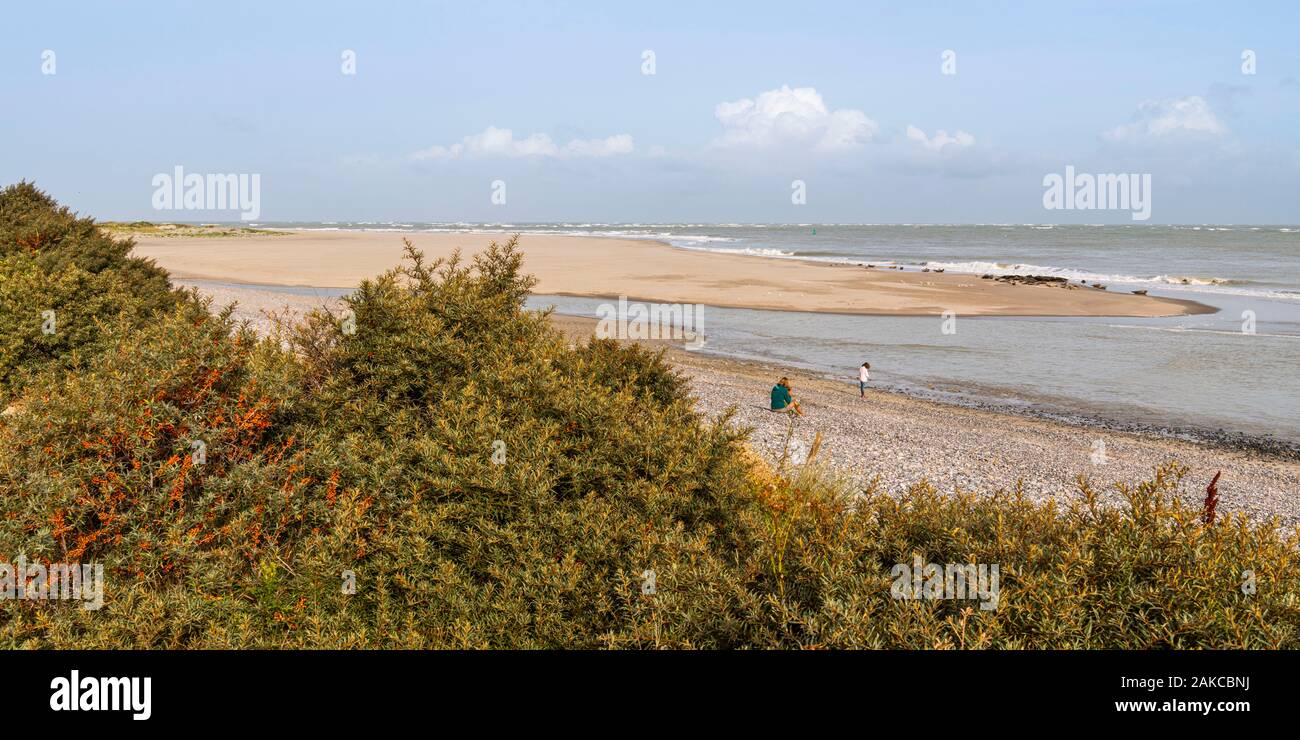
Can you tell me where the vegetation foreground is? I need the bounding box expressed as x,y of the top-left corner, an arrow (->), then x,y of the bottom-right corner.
1,183 -> 1297,648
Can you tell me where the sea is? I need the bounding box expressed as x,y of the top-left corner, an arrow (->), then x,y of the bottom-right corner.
248,222 -> 1300,450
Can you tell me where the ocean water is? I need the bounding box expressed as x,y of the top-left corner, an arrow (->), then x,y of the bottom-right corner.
250,222 -> 1300,446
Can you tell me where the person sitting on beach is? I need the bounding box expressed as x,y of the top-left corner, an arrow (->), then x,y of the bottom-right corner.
771,377 -> 804,416
858,362 -> 871,398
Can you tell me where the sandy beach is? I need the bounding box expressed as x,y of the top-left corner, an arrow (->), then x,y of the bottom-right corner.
132,230 -> 1213,318
176,280 -> 1300,528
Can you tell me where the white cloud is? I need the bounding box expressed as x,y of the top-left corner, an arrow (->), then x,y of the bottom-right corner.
1103,96 -> 1228,141
905,125 -> 975,151
713,85 -> 877,151
413,126 -> 634,159
561,133 -> 635,157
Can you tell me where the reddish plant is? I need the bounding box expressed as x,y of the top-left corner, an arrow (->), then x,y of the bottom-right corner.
1201,470 -> 1222,526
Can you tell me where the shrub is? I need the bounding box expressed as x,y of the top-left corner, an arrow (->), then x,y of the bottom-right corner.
736,454 -> 1300,648
0,182 -> 178,399
254,239 -> 766,648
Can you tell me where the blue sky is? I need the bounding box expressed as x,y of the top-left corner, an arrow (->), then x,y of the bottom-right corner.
2,0 -> 1298,223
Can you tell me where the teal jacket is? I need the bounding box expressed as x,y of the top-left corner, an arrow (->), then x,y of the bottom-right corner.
771,384 -> 792,410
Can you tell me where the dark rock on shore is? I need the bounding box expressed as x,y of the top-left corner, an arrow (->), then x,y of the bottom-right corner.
980,274 -> 1070,287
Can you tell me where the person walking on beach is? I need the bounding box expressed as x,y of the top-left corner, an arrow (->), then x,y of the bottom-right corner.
858,362 -> 871,398
771,377 -> 804,416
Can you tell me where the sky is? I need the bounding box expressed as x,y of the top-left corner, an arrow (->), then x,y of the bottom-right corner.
2,0 -> 1299,224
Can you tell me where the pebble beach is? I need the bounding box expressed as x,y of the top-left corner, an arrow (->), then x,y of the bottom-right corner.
669,345 -> 1300,529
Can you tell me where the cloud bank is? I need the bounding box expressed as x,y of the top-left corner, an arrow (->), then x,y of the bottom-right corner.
905,125 -> 975,151
414,126 -> 634,159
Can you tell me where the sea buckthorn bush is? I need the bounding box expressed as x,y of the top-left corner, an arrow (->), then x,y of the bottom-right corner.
0,183 -> 177,400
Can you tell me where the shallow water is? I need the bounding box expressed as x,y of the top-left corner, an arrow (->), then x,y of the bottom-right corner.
530,293 -> 1300,446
